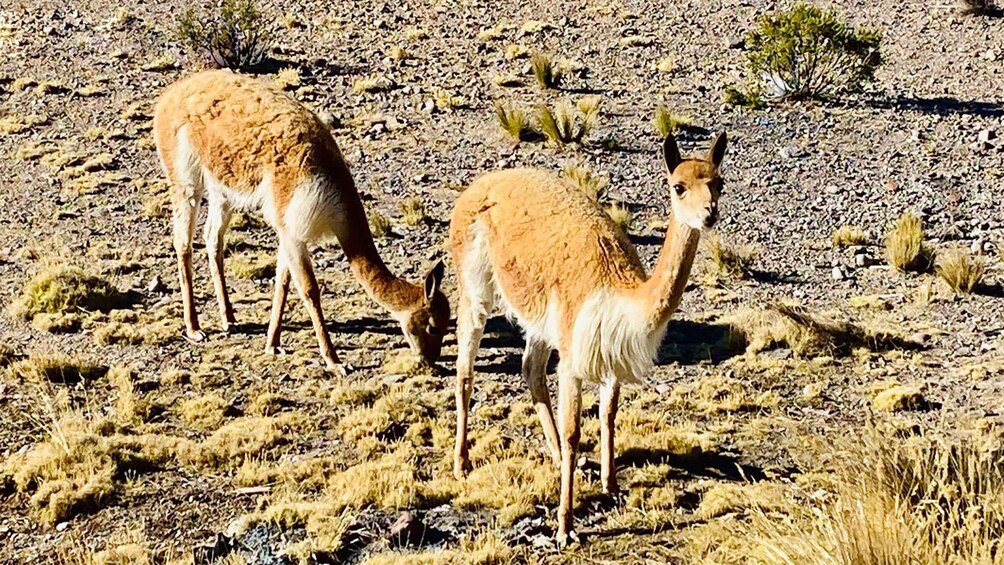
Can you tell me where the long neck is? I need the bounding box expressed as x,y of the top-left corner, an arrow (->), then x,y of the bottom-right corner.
329,167 -> 425,314
637,216 -> 701,328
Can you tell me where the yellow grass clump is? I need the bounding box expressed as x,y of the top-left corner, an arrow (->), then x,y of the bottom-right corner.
10,266 -> 126,322
399,198 -> 427,226
561,163 -> 608,201
530,52 -> 560,89
832,225 -> 870,248
721,304 -> 909,357
885,212 -> 933,272
536,99 -> 598,145
704,429 -> 1004,565
871,383 -> 930,412
493,100 -> 534,141
653,105 -> 690,138
936,249 -> 984,294
703,233 -> 757,281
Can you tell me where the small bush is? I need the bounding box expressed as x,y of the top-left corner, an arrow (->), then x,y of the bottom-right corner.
653,105 -> 691,138
530,52 -> 561,89
831,226 -> 869,248
177,0 -> 269,69
536,99 -> 598,146
493,100 -> 534,141
741,4 -> 881,102
936,249 -> 984,294
885,212 -> 933,273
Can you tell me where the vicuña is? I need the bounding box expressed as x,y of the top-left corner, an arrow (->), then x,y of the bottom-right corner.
448,132 -> 728,543
153,70 -> 450,373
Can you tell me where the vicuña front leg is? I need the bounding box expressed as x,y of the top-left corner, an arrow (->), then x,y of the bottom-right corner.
556,364 -> 582,546
453,295 -> 487,479
204,193 -> 236,332
265,253 -> 290,354
283,241 -> 346,376
599,379 -> 621,494
523,338 -> 560,465
171,182 -> 205,342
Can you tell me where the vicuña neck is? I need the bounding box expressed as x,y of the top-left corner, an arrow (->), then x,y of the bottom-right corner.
636,216 -> 701,328
330,174 -> 424,314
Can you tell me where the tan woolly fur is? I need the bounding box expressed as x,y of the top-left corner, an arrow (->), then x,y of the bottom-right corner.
153,70 -> 449,373
448,132 -> 727,544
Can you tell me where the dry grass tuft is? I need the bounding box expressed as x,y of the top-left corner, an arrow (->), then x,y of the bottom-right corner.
11,266 -> 126,322
960,0 -> 1003,15
8,355 -> 108,384
831,225 -> 869,248
431,88 -> 466,111
274,67 -> 301,90
936,249 -> 984,294
711,429 -> 1004,564
885,212 -> 933,272
399,198 -> 427,226
370,212 -> 392,239
0,113 -> 48,135
353,74 -> 395,94
455,455 -> 556,524
178,394 -> 230,430
653,105 -> 690,138
703,233 -> 757,281
536,99 -> 597,145
230,250 -> 276,280
493,100 -> 534,141
530,52 -> 561,89
696,481 -> 789,520
605,203 -> 633,232
561,163 -> 608,201
871,382 -> 930,412
669,373 -> 778,415
179,413 -> 311,469
721,304 -> 910,357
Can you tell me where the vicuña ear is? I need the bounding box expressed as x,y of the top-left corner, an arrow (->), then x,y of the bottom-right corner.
663,134 -> 682,173
708,131 -> 728,168
424,260 -> 445,301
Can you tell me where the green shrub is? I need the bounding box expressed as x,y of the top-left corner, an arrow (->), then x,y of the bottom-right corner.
177,0 -> 269,69
741,4 -> 881,102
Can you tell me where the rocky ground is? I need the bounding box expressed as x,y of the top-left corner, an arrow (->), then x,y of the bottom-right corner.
1,0 -> 1003,563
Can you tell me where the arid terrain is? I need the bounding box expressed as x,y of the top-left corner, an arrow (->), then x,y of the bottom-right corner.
1,0 -> 1003,563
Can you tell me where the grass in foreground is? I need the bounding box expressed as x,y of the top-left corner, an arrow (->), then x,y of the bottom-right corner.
695,428 -> 1004,564
936,249 -> 984,294
885,212 -> 932,272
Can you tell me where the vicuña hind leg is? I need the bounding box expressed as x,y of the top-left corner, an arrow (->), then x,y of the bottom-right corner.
171,181 -> 204,342
282,239 -> 345,376
556,362 -> 583,546
265,252 -> 290,354
204,192 -> 236,332
523,338 -> 560,465
453,282 -> 492,480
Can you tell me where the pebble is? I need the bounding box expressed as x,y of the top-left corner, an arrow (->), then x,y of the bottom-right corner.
55,522 -> 69,532
780,145 -> 807,159
971,240 -> 983,255
978,129 -> 996,143
831,266 -> 844,281
854,253 -> 867,267
147,274 -> 164,293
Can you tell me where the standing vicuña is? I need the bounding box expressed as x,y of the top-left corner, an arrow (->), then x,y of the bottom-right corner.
448,132 -> 727,543
153,70 -> 450,373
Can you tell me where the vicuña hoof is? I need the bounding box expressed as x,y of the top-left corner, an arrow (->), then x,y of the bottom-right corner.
184,329 -> 207,343
556,528 -> 580,548
325,361 -> 349,377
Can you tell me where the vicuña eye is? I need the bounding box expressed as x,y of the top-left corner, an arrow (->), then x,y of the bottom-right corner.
674,184 -> 686,196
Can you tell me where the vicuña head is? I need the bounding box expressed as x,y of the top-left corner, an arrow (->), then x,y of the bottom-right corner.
664,131 -> 727,230
152,70 -> 450,373
448,131 -> 728,545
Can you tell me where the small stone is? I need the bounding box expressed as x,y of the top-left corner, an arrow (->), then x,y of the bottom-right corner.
971,239 -> 983,255
725,36 -> 744,49
577,456 -> 587,468
780,145 -> 807,159
978,129 -> 996,143
147,274 -> 164,293
55,522 -> 69,532
388,511 -> 426,547
317,111 -> 337,128
831,266 -> 844,281
909,332 -> 931,345
854,253 -> 867,267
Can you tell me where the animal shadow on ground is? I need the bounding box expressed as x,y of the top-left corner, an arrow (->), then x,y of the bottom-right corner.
657,319 -> 743,366
975,283 -> 1004,298
866,95 -> 1004,117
